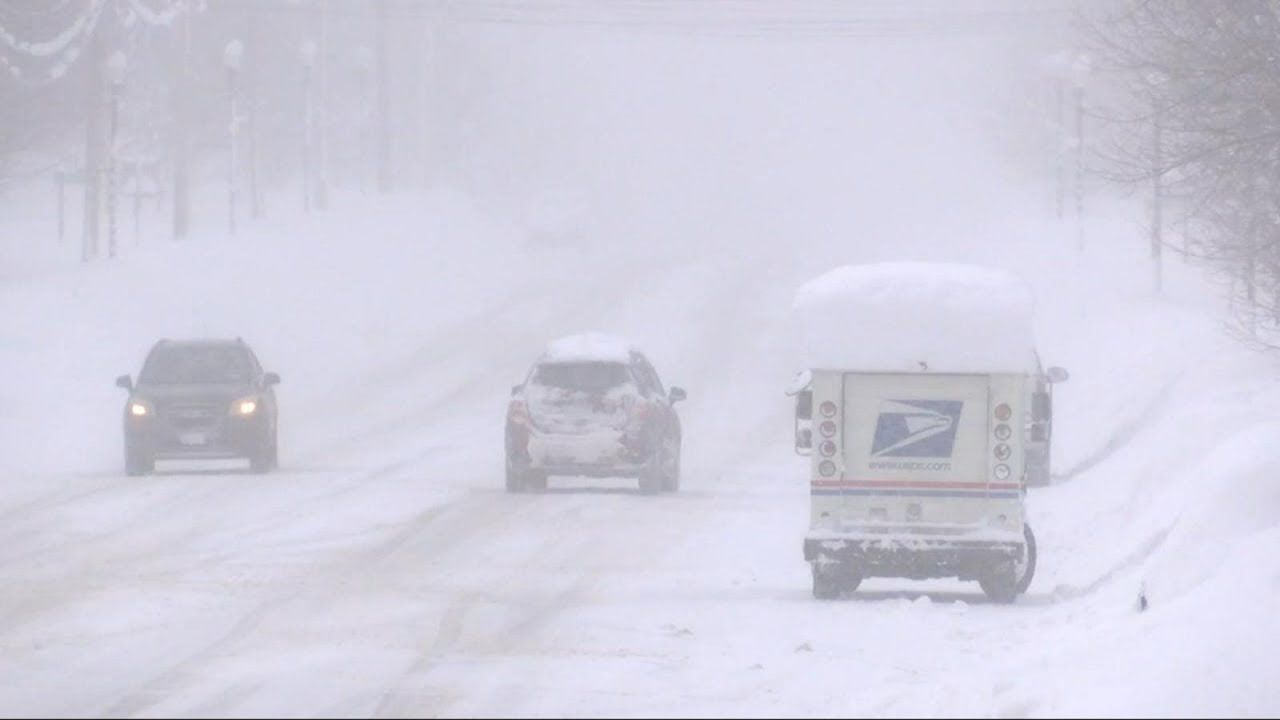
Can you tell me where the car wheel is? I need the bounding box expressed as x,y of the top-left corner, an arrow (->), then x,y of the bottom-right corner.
125,445 -> 153,477
638,455 -> 663,495
268,429 -> 280,470
662,435 -> 681,493
505,455 -> 528,493
250,434 -> 275,475
505,466 -> 523,493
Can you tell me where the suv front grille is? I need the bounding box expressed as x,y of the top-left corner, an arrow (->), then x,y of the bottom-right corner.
162,404 -> 221,429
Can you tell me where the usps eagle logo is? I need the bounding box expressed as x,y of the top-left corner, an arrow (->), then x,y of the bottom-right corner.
871,400 -> 964,458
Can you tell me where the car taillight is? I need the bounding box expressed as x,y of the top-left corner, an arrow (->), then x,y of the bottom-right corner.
630,398 -> 649,418
508,399 -> 530,426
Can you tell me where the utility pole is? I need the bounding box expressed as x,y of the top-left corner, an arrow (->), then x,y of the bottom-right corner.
224,40 -> 243,236
316,0 -> 330,211
375,0 -> 392,194
172,0 -> 192,240
301,39 -> 316,213
420,9 -> 433,189
1073,84 -> 1085,253
1151,102 -> 1163,295
247,17 -> 262,220
106,51 -> 127,259
81,20 -> 107,262
1054,82 -> 1064,220
132,161 -> 143,243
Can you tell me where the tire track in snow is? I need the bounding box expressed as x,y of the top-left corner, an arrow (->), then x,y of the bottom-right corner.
98,488 -> 541,717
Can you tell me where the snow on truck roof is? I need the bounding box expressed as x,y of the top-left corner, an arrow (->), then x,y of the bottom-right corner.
540,333 -> 637,364
792,262 -> 1038,374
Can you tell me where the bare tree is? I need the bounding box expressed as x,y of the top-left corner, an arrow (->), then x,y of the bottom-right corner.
1083,0 -> 1280,345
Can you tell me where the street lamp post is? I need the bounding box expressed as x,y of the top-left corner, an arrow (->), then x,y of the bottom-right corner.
105,51 -> 127,259
224,39 -> 243,236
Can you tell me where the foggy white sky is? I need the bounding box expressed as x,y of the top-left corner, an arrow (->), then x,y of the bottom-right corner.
423,1 -> 1068,252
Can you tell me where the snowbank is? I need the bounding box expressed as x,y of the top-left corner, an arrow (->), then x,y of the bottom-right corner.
792,262 -> 1037,374
540,333 -> 636,364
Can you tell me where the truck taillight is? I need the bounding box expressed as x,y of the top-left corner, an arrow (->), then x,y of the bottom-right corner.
819,420 -> 837,438
994,403 -> 1012,421
820,401 -> 838,418
819,441 -> 837,457
819,460 -> 837,477
994,424 -> 1011,441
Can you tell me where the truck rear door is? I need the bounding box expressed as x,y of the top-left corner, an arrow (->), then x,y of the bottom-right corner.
840,373 -> 992,528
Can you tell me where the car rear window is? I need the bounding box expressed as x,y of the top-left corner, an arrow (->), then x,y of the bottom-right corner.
140,347 -> 253,385
532,362 -> 631,392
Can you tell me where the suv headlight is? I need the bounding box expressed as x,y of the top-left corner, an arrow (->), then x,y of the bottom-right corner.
129,400 -> 152,417
232,397 -> 258,416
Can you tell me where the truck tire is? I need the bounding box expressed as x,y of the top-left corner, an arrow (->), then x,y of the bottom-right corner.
1016,523 -> 1037,594
811,563 -> 861,600
980,524 -> 1037,603
979,568 -> 1018,604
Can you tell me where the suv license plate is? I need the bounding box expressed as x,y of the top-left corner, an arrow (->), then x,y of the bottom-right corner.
179,432 -> 207,446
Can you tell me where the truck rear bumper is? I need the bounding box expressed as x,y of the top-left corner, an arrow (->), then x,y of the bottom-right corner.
804,534 -> 1024,582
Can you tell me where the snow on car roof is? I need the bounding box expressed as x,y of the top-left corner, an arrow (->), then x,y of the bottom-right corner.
540,333 -> 637,364
792,262 -> 1037,374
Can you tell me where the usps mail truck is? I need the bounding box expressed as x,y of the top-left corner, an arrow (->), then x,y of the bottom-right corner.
790,263 -> 1067,603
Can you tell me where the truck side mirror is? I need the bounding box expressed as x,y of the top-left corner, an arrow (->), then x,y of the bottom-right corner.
1032,391 -> 1052,422
1030,424 -> 1049,442
1046,366 -> 1070,384
795,390 -> 813,455
795,390 -> 813,420
796,427 -> 813,454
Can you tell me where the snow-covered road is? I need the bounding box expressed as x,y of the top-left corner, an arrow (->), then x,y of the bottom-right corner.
1,193 -> 1277,717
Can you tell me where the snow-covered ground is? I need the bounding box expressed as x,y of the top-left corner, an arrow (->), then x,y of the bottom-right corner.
0,181 -> 1277,717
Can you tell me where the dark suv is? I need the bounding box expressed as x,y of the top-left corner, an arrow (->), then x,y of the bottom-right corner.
115,338 -> 280,475
505,334 -> 686,494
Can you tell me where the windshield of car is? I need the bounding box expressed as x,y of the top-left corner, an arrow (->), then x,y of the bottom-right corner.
139,346 -> 253,385
532,362 -> 631,393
